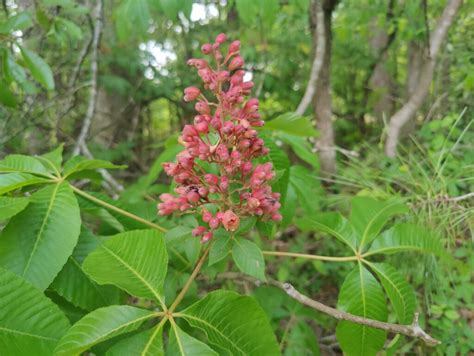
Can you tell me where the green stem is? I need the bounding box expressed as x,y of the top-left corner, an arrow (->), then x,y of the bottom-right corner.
168,245 -> 211,313
70,184 -> 168,232
262,250 -> 359,262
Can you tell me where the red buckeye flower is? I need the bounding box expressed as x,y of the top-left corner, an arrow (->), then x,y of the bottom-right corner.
158,33 -> 281,243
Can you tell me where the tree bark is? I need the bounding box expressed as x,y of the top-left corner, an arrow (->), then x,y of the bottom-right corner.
295,0 -> 326,116
385,0 -> 463,157
312,0 -> 338,178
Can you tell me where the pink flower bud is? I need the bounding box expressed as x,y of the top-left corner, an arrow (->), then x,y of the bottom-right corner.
194,116 -> 209,133
215,33 -> 227,44
205,174 -> 219,185
192,226 -> 206,237
222,210 -> 240,232
195,101 -> 210,114
271,213 -> 283,222
193,185 -> 204,195
186,191 -> 200,203
229,56 -> 244,71
220,176 -> 229,190
248,197 -> 260,209
202,209 -> 212,223
209,217 -> 220,229
201,43 -> 212,54
229,40 -> 240,53
244,98 -> 259,113
184,87 -> 200,101
201,231 -> 213,243
216,144 -> 229,160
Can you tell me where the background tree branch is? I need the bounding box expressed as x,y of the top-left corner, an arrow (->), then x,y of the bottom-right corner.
384,0 -> 463,157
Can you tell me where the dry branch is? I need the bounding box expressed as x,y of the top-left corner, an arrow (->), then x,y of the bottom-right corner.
274,281 -> 440,347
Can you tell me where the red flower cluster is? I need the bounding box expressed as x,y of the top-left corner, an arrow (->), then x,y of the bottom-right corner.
158,33 -> 281,243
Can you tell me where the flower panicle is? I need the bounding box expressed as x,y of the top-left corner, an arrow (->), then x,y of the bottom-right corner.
158,33 -> 282,243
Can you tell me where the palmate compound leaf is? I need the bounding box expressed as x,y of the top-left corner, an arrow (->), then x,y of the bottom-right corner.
365,262 -> 416,325
51,228 -> 121,311
0,267 -> 70,356
349,196 -> 408,250
167,322 -> 218,356
336,264 -> 388,356
83,229 -> 168,307
0,182 -> 81,290
54,305 -> 156,355
179,290 -> 280,355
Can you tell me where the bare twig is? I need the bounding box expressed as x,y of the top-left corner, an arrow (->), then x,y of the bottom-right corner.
295,0 -> 325,116
72,0 -> 103,156
274,281 -> 440,347
448,192 -> 474,202
216,272 -> 440,347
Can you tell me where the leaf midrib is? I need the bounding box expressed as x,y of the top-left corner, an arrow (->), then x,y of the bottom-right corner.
22,183 -> 61,277
57,313 -> 155,353
181,314 -> 245,355
100,245 -> 165,306
367,262 -> 408,323
358,264 -> 368,356
0,325 -> 58,341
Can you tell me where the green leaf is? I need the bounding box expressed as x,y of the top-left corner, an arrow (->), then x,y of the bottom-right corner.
51,229 -> 121,311
39,145 -> 64,173
0,267 -> 70,356
83,229 -> 168,305
0,172 -> 50,195
284,321 -> 320,356
55,17 -> 83,40
0,81 -> 17,107
259,0 -> 279,30
265,112 -> 317,137
106,328 -> 164,356
209,231 -> 232,266
289,165 -> 320,214
366,262 -> 416,324
180,290 -> 280,355
54,305 -> 156,355
350,197 -> 408,249
168,323 -> 218,355
20,46 -> 55,90
0,154 -> 52,176
165,226 -> 193,247
235,0 -> 259,25
366,223 -> 446,257
0,12 -> 33,33
296,212 -> 358,251
63,156 -> 126,177
0,182 -> 81,290
0,196 -> 29,219
232,239 -> 266,281
279,133 -> 318,168
336,264 -> 388,356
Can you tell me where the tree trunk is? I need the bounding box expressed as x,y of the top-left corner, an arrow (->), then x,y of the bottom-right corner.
312,0 -> 338,179
385,0 -> 463,157
368,16 -> 396,122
